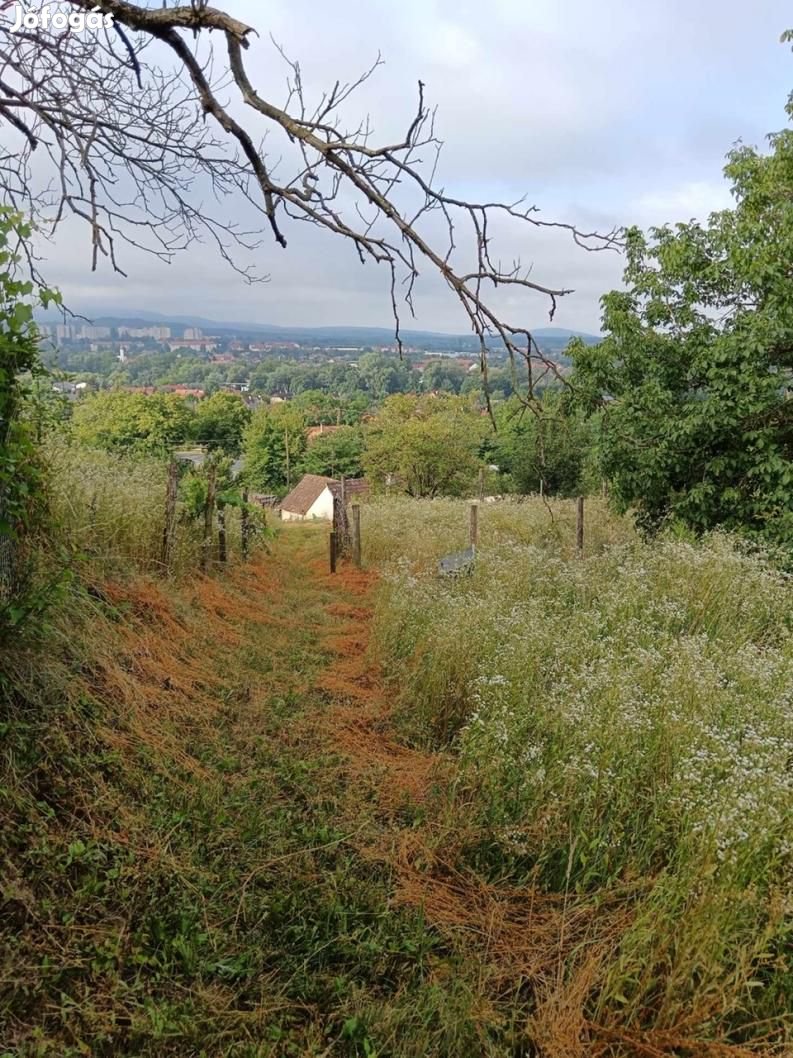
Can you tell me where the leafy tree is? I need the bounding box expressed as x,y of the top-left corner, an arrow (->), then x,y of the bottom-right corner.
492,391 -> 595,497
191,391 -> 251,455
421,360 -> 466,394
72,391 -> 194,454
292,388 -> 346,426
363,394 -> 488,497
243,403 -> 306,493
300,427 -> 365,479
573,93 -> 793,542
461,366 -> 522,401
357,352 -> 418,400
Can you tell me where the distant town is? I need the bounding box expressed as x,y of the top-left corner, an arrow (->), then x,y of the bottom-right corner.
39,313 -> 597,405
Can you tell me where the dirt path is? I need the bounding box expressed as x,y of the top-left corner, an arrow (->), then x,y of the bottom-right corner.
260,527 -> 744,1058
6,523 -> 749,1056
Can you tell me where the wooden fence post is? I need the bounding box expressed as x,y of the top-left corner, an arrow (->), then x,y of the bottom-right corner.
333,486 -> 350,555
217,505 -> 227,564
160,457 -> 179,572
201,462 -> 216,572
352,504 -> 362,568
478,467 -> 485,502
329,530 -> 337,574
241,489 -> 250,560
576,495 -> 585,557
469,502 -> 479,551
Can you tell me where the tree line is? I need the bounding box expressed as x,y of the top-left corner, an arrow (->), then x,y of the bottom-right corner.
63,384 -> 593,499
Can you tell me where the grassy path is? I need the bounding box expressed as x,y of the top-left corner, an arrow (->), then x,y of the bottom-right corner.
6,523 -> 769,1057
5,524 -> 472,1058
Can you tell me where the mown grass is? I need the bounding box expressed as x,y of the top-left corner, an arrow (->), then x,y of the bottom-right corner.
0,524 -> 530,1058
366,498 -> 793,1051
6,477 -> 793,1056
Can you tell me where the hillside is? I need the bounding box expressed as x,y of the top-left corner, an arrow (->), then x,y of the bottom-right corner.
3,494 -> 792,1056
36,309 -> 601,352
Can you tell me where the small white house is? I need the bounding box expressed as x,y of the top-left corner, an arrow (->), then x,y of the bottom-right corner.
280,474 -> 335,522
280,474 -> 369,522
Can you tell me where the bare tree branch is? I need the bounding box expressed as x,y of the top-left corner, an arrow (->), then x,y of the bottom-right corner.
0,0 -> 623,402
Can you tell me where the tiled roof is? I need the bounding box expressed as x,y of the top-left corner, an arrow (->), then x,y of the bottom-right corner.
280,474 -> 335,515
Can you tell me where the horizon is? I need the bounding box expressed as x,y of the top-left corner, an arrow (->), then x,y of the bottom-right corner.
36,307 -> 601,340
24,0 -> 792,335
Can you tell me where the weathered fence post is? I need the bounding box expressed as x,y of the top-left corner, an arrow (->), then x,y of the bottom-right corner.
201,462 -> 217,572
478,467 -> 485,502
160,458 -> 179,572
329,530 -> 337,574
351,504 -> 362,568
576,495 -> 585,557
241,489 -> 250,560
469,502 -> 479,551
333,482 -> 350,555
217,505 -> 227,564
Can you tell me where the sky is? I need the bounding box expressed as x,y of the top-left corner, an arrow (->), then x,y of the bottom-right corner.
22,0 -> 793,334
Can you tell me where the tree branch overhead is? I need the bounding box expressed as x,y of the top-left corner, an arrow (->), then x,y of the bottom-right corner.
0,0 -> 622,398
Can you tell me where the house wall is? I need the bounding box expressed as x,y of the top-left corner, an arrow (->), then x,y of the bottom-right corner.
306,487 -> 335,521
281,486 -> 335,522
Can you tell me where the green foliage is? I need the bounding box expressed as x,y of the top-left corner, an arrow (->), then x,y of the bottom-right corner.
421,360 -> 466,394
242,402 -> 307,492
0,209 -> 64,637
363,394 -> 488,497
300,426 -> 365,479
291,387 -> 369,425
573,99 -> 793,543
357,351 -> 418,401
491,390 -> 595,496
191,391 -> 251,455
72,390 -> 194,454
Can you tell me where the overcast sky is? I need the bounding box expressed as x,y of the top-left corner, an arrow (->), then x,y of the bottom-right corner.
31,0 -> 793,333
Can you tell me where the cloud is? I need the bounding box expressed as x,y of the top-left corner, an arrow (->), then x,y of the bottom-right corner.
13,0 -> 793,333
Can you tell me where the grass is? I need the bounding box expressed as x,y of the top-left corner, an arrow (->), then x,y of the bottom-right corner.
4,485 -> 792,1056
366,497 -> 793,1051
0,524 -> 522,1057
45,439 -> 252,578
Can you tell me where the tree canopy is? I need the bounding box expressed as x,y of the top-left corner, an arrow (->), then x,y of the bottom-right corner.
242,403 -> 307,494
492,391 -> 594,498
300,427 -> 365,480
72,390 -> 194,454
572,97 -> 793,543
363,394 -> 487,497
192,392 -> 251,455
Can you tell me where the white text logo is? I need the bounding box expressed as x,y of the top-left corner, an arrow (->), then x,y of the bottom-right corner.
6,3 -> 114,34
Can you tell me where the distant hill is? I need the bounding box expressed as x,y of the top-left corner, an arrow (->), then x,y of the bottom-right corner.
35,308 -> 600,349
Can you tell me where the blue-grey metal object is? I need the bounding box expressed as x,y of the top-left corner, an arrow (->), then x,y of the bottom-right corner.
439,546 -> 475,576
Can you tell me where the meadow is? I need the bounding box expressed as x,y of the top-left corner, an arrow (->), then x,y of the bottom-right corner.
364,496 -> 793,1047
45,440 -> 254,578
4,461 -> 793,1055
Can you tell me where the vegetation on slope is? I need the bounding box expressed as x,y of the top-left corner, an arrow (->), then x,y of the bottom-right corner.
2,528 -> 469,1057
366,498 -> 793,1051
